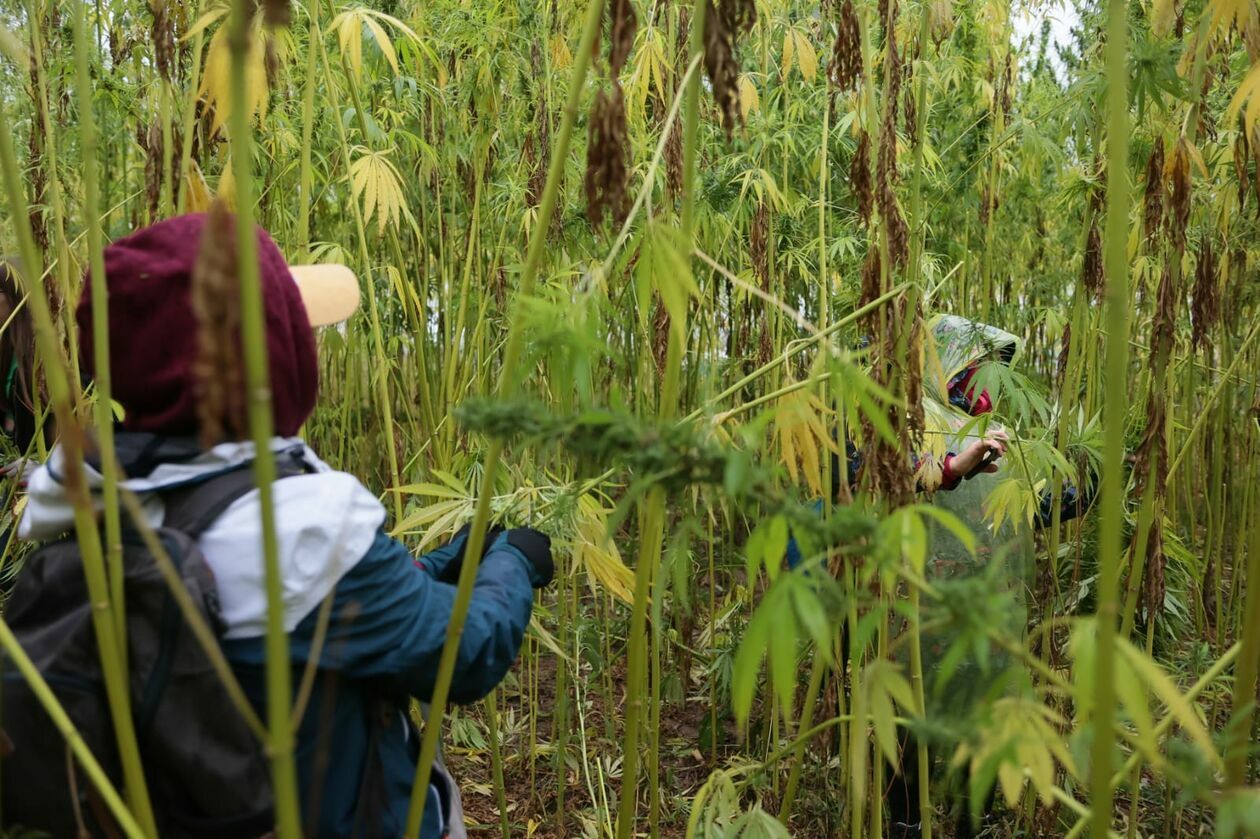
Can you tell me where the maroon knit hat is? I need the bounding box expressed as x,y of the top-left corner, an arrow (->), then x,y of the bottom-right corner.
77,214 -> 318,438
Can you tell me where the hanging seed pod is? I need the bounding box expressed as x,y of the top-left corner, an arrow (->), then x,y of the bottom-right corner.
666,11 -> 688,199
1144,519 -> 1167,619
191,201 -> 246,448
850,131 -> 874,225
859,246 -> 882,313
1143,136 -> 1165,240
584,84 -> 630,227
140,122 -> 164,219
886,31 -> 903,115
879,178 -> 909,268
265,37 -> 282,87
1234,128 -> 1248,210
902,54 -> 917,135
1000,54 -> 1014,119
929,0 -> 955,43
703,0 -> 757,138
978,186 -> 992,227
609,0 -> 637,76
652,296 -> 670,376
829,0 -> 862,92
1055,321 -> 1071,393
1165,137 -> 1192,252
1251,124 -> 1260,214
150,1 -> 176,82
906,301 -> 924,445
1191,237 -> 1219,353
262,0 -> 292,28
1081,223 -> 1103,299
750,200 -> 769,287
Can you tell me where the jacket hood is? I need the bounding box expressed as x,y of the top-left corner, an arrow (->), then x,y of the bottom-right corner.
20,433 -> 386,639
924,314 -> 1022,406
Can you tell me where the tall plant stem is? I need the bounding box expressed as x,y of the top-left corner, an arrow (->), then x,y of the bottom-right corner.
24,0 -> 78,385
402,1 -> 606,834
75,0 -> 126,682
1225,455 -> 1260,785
310,16 -> 404,521
615,3 -> 704,836
176,25 -> 207,213
484,689 -> 512,839
1090,0 -> 1131,831
295,2 -> 322,255
226,3 -> 302,836
0,21 -> 156,835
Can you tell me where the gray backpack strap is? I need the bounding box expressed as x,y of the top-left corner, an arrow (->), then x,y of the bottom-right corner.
161,451 -> 309,538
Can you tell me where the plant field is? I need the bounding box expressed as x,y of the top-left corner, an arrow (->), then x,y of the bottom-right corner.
1,0 -> 1260,837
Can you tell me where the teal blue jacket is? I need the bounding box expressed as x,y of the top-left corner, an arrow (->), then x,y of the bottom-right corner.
224,528 -> 539,838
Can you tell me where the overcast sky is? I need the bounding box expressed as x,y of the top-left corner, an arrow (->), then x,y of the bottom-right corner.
1011,0 -> 1079,81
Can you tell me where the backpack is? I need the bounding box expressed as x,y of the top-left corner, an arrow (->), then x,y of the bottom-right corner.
0,465 -> 295,838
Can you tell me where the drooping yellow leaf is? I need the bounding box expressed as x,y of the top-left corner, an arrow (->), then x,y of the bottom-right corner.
1150,0 -> 1175,37
1226,62 -> 1260,136
1205,0 -> 1255,39
183,160 -> 212,212
574,495 -> 637,605
793,30 -> 819,82
199,19 -> 269,137
781,29 -> 796,81
183,6 -> 229,42
217,155 -> 236,208
738,75 -> 759,120
360,14 -> 401,77
550,32 -> 572,71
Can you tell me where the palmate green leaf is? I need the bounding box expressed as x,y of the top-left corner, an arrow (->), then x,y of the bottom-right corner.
636,223 -> 699,342
731,583 -> 776,729
864,659 -> 915,767
1116,636 -> 1222,768
1217,789 -> 1260,839
729,805 -> 791,838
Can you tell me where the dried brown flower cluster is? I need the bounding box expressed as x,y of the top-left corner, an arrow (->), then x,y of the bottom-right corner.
1166,138 -> 1192,251
585,0 -> 637,227
585,86 -> 631,227
850,132 -> 874,225
1191,237 -> 1219,353
150,1 -> 177,82
1143,137 -> 1166,240
191,202 -> 247,447
261,0 -> 293,28
829,0 -> 862,92
526,42 -> 549,210
703,0 -> 757,139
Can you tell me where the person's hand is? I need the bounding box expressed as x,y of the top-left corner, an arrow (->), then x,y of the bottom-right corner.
1,458 -> 36,489
950,431 -> 1009,479
505,528 -> 554,589
428,522 -> 504,584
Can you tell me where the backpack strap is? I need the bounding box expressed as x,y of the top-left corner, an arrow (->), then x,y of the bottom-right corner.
161,449 -> 310,539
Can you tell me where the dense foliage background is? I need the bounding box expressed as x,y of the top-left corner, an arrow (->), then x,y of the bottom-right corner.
1,0 -> 1260,836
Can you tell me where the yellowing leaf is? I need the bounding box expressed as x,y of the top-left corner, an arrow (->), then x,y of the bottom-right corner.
550,32 -> 572,71
793,30 -> 818,83
183,159 -> 212,212
329,8 -> 422,81
1226,62 -> 1260,136
1150,0 -> 1176,37
574,495 -> 637,605
199,18 -> 270,136
781,29 -> 796,81
738,75 -> 759,120
349,147 -> 412,235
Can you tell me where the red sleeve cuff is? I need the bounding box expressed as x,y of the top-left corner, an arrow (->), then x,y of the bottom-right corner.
941,453 -> 962,490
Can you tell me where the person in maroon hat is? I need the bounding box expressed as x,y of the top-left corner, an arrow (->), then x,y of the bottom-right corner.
20,212 -> 553,838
